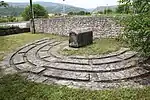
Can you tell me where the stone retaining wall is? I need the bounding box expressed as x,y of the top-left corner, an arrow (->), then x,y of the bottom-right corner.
0,27 -> 30,36
34,16 -> 122,38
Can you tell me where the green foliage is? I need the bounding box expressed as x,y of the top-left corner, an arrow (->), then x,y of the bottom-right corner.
116,4 -> 132,14
77,11 -> 86,15
0,1 -> 8,7
118,0 -> 150,56
97,11 -> 103,14
68,11 -> 74,15
0,3 -> 87,17
116,0 -> 150,14
116,5 -> 124,13
132,0 -> 150,13
21,4 -> 48,21
0,16 -> 20,23
67,11 -> 91,16
104,9 -> 113,14
116,0 -> 132,14
122,13 -> 150,56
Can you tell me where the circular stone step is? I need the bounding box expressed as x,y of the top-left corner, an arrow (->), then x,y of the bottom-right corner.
2,38 -> 149,90
44,59 -> 137,72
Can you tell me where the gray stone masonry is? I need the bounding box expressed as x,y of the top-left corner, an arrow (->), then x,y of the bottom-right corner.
33,16 -> 122,38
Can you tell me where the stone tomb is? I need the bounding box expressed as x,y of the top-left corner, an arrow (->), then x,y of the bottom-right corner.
69,28 -> 93,48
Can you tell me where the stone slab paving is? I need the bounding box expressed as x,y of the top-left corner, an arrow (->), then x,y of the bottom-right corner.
13,53 -> 25,64
15,63 -> 33,71
18,45 -> 36,54
43,68 -> 90,81
1,38 -> 150,90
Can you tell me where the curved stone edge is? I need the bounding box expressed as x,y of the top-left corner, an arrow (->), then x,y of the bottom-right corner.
43,59 -> 137,73
69,48 -> 130,59
23,41 -> 55,67
49,42 -> 138,65
36,41 -> 62,62
0,38 -> 50,72
36,42 -> 142,72
21,69 -> 150,90
10,51 -> 149,84
53,51 -> 137,65
49,41 -> 131,60
0,38 -> 42,68
47,42 -> 135,65
7,39 -> 146,74
7,39 -> 52,74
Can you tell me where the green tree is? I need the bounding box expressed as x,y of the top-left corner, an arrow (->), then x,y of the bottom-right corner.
116,4 -> 126,13
104,9 -> 113,14
121,0 -> 150,56
77,11 -> 85,15
117,0 -> 150,14
132,0 -> 150,13
117,0 -> 131,14
85,12 -> 91,15
21,4 -> 48,21
0,1 -> 8,7
68,12 -> 74,15
97,11 -> 103,14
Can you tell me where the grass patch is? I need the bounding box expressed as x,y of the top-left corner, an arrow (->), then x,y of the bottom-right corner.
0,32 -> 67,61
61,38 -> 123,56
0,74 -> 150,100
0,54 -> 4,61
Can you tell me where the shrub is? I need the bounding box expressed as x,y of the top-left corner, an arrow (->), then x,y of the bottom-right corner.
122,13 -> 150,57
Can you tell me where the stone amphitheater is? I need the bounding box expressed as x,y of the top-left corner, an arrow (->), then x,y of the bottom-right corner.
1,17 -> 150,90
1,38 -> 150,90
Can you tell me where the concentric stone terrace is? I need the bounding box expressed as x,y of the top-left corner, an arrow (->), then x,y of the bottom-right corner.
4,38 -> 150,90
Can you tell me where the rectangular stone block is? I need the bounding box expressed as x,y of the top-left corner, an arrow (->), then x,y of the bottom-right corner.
92,57 -> 121,65
13,53 -> 25,64
69,28 -> 93,48
58,58 -> 89,65
117,51 -> 137,60
40,45 -> 52,51
30,67 -> 46,74
15,64 -> 33,71
34,76 -> 48,83
38,51 -> 50,58
43,68 -> 90,81
18,45 -> 36,54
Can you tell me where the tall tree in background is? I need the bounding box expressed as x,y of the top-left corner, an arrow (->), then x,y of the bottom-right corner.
0,1 -> 8,7
104,9 -> 113,14
21,4 -> 48,21
116,0 -> 150,14
116,0 -> 131,14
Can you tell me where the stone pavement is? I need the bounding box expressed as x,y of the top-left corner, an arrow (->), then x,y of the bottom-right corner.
1,38 -> 150,90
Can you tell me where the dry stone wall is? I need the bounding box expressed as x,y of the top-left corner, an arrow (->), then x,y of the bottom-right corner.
34,16 -> 122,38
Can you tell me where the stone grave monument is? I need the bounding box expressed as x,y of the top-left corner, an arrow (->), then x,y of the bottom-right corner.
69,28 -> 93,48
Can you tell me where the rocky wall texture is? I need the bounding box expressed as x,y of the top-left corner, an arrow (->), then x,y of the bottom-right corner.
33,16 -> 122,38
0,27 -> 30,36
